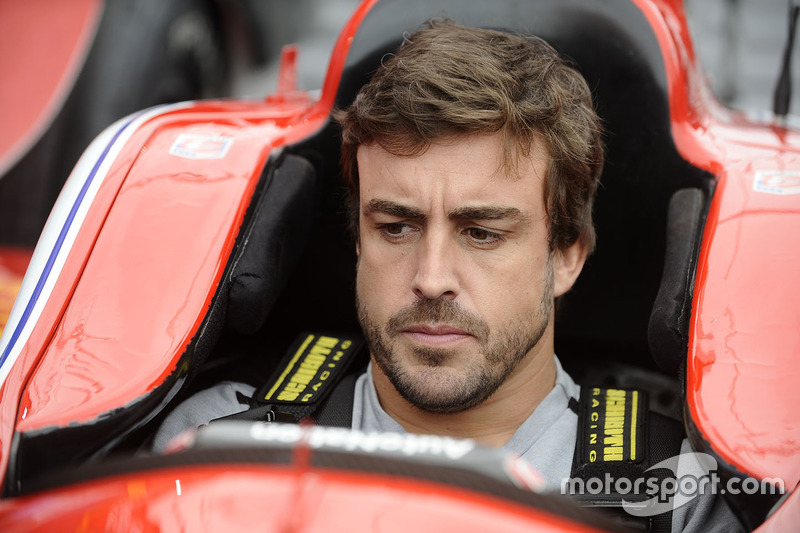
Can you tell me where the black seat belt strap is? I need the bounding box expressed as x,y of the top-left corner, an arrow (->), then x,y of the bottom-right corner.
568,386 -> 684,532
216,332 -> 365,424
314,372 -> 360,428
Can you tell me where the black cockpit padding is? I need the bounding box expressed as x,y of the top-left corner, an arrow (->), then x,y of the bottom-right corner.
226,154 -> 318,335
648,188 -> 706,374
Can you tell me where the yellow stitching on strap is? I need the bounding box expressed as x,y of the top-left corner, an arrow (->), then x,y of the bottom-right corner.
630,390 -> 638,461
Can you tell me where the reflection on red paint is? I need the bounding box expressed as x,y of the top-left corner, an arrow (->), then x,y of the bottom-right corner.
0,465 -> 605,533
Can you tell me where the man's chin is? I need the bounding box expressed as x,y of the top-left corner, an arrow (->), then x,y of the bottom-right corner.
388,365 -> 491,414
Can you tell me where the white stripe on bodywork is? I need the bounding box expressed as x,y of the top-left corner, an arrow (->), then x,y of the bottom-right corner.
0,103 -> 191,387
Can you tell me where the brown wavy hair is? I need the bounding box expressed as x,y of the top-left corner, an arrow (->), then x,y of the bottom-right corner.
335,19 -> 603,253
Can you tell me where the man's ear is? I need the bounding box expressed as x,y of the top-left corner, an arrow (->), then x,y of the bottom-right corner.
553,240 -> 589,298
355,239 -> 361,257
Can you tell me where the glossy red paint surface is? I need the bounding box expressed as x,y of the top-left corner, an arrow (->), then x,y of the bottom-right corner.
0,465 -> 604,532
316,0 -> 378,114
633,0 -> 800,487
688,155 -> 800,487
624,0 -> 800,487
0,0 -> 101,174
16,101 -> 322,430
0,116 -> 169,483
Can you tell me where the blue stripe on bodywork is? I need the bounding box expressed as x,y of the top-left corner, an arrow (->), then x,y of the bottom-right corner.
0,112 -> 142,371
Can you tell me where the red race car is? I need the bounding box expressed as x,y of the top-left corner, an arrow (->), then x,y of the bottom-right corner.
0,0 -> 797,530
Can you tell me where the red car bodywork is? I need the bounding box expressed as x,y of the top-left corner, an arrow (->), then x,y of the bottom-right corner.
0,0 -> 797,530
0,465 -> 604,532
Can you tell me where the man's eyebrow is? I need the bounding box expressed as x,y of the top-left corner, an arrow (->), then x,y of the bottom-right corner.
363,199 -> 426,220
448,206 -> 529,222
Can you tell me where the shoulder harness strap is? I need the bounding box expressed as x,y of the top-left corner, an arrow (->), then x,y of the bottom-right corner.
216,332 -> 365,424
569,386 -> 684,532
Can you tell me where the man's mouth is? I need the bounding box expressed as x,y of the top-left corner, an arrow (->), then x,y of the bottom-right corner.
401,324 -> 473,345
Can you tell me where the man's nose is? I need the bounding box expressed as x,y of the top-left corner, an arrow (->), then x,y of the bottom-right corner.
411,232 -> 459,300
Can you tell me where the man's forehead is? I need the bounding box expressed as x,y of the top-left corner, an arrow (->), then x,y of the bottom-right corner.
356,135 -> 548,215
356,134 -> 548,180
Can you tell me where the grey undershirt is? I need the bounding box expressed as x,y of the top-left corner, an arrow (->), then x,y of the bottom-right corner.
351,356 -> 579,489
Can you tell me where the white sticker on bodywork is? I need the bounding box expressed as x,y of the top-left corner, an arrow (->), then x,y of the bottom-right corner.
753,170 -> 800,195
169,133 -> 233,159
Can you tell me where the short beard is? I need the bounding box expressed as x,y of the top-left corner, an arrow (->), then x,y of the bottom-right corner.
357,260 -> 554,414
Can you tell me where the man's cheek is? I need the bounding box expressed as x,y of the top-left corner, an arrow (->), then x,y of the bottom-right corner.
356,264 -> 383,304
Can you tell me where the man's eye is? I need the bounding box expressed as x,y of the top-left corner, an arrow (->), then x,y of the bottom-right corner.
467,227 -> 500,241
468,228 -> 490,240
378,222 -> 415,240
384,223 -> 405,235
464,227 -> 505,247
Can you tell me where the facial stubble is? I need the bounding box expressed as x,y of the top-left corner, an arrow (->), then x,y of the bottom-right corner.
357,259 -> 554,414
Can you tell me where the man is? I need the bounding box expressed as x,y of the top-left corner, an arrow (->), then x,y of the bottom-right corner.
337,19 -> 599,479
154,20 -> 741,532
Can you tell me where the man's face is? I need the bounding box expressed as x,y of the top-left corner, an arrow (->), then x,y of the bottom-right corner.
356,133 -> 571,414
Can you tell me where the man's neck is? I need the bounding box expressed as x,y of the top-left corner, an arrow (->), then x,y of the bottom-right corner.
370,342 -> 558,448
